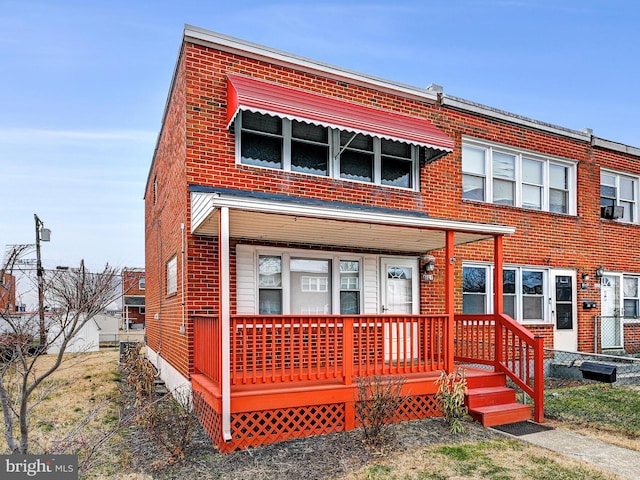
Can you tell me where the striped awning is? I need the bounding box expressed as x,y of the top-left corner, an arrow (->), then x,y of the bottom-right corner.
226,73 -> 454,152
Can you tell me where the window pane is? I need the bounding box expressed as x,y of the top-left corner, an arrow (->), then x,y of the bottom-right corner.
621,201 -> 633,222
259,290 -> 282,314
241,131 -> 282,168
292,121 -> 327,142
463,174 -> 485,200
550,189 -> 568,213
381,156 -> 412,188
522,271 -> 543,294
341,131 -> 372,150
340,150 -> 373,182
600,184 -> 616,199
523,297 -> 543,320
549,164 -> 568,189
624,277 -> 638,298
291,141 -> 328,175
493,152 -> 515,179
382,139 -> 411,158
620,177 -> 634,201
493,178 -> 514,205
503,270 -> 516,294
340,291 -> 360,314
242,111 -> 282,134
463,267 -> 486,293
463,295 -> 486,314
462,146 -> 485,175
522,184 -> 542,210
624,299 -> 638,317
259,256 -> 281,287
290,258 -> 331,314
503,295 -> 516,318
522,158 -> 543,184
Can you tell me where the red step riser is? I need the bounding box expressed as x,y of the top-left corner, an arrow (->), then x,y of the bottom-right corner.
465,373 -> 507,389
470,404 -> 532,427
466,388 -> 516,409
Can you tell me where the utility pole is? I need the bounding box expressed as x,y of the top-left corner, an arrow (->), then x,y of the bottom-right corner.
34,214 -> 50,347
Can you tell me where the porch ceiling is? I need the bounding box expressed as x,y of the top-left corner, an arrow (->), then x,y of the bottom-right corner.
190,188 -> 515,253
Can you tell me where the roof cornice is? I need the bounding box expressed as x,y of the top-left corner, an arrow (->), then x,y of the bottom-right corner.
183,25 -> 439,105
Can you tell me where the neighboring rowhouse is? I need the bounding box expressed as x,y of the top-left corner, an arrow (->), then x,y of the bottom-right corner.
145,26 -> 639,451
122,267 -> 146,329
0,273 -> 16,312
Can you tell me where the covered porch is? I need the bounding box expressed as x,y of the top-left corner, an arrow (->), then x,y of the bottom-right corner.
189,187 -> 544,452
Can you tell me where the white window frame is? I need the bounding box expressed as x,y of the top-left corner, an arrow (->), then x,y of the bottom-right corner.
462,263 -> 551,324
600,169 -> 638,223
254,247 -> 363,315
235,111 -> 420,191
166,256 -> 177,296
139,277 -> 146,290
462,137 -> 577,215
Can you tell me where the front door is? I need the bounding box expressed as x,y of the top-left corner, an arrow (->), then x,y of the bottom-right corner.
552,270 -> 577,351
601,275 -> 623,349
380,258 -> 419,361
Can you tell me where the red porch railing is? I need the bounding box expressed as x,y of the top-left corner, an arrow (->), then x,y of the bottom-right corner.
454,313 -> 544,422
193,314 -> 451,387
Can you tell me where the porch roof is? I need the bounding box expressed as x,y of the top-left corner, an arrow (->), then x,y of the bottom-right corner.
226,74 -> 454,153
190,186 -> 514,252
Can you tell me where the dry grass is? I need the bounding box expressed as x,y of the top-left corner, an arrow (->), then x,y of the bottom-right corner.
0,349 -> 121,454
344,438 -> 618,480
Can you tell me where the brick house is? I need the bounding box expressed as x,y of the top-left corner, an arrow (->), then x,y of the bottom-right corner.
145,25 -> 639,451
122,268 -> 146,329
0,273 -> 16,312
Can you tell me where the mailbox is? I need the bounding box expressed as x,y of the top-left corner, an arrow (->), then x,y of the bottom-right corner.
579,361 -> 617,383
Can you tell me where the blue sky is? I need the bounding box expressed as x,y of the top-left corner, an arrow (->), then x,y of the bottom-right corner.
1,1 -> 638,285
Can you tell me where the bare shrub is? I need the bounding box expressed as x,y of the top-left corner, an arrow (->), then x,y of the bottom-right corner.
119,342 -> 156,407
354,375 -> 406,447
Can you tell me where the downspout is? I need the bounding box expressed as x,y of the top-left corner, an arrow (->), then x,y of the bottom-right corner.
180,223 -> 186,335
219,206 -> 232,441
445,230 -> 455,371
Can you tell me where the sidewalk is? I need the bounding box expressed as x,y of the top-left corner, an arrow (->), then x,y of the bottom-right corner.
503,427 -> 640,479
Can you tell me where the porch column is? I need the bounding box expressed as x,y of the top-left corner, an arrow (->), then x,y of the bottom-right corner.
219,206 -> 231,441
445,230 -> 455,371
494,235 -> 504,367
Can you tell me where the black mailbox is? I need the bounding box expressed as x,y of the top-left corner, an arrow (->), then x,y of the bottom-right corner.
579,361 -> 617,383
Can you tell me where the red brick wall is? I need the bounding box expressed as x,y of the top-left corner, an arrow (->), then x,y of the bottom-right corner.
147,39 -> 640,379
145,52 -> 191,379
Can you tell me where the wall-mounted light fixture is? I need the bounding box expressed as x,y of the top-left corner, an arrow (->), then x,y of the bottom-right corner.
581,273 -> 590,281
421,254 -> 435,281
595,265 -> 605,279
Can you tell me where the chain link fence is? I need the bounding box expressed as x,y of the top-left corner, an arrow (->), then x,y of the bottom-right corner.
595,316 -> 640,355
546,348 -> 640,385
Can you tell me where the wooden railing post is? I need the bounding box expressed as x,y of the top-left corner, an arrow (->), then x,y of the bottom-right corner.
343,316 -> 353,386
495,314 -> 503,371
533,335 -> 545,423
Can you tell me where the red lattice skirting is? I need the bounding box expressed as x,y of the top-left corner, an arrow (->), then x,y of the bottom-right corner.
193,390 -> 439,453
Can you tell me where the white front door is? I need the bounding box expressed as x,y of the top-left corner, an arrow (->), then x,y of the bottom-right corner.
380,258 -> 419,361
551,270 -> 578,352
601,275 -> 623,348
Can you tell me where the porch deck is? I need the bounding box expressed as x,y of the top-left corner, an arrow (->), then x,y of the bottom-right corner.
192,313 -> 544,452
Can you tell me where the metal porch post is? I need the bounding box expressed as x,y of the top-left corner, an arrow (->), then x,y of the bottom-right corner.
219,206 -> 232,441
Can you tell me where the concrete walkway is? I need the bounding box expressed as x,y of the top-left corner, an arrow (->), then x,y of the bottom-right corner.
509,427 -> 640,479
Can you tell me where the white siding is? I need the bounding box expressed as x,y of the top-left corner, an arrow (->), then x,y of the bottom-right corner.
190,192 -> 213,233
236,244 -> 256,314
363,255 -> 379,314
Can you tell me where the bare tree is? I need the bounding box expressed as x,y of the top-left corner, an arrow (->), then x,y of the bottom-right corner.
0,246 -> 125,454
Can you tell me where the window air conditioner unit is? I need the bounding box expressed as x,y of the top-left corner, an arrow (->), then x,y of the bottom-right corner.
601,205 -> 624,219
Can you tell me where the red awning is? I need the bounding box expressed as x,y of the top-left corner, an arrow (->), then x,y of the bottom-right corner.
226,74 -> 454,152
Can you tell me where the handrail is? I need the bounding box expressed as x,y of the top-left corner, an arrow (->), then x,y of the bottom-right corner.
454,313 -> 544,423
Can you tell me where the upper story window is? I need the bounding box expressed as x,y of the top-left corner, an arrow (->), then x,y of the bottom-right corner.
237,111 -> 419,190
138,277 -> 146,290
600,170 -> 637,222
462,138 -> 576,214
